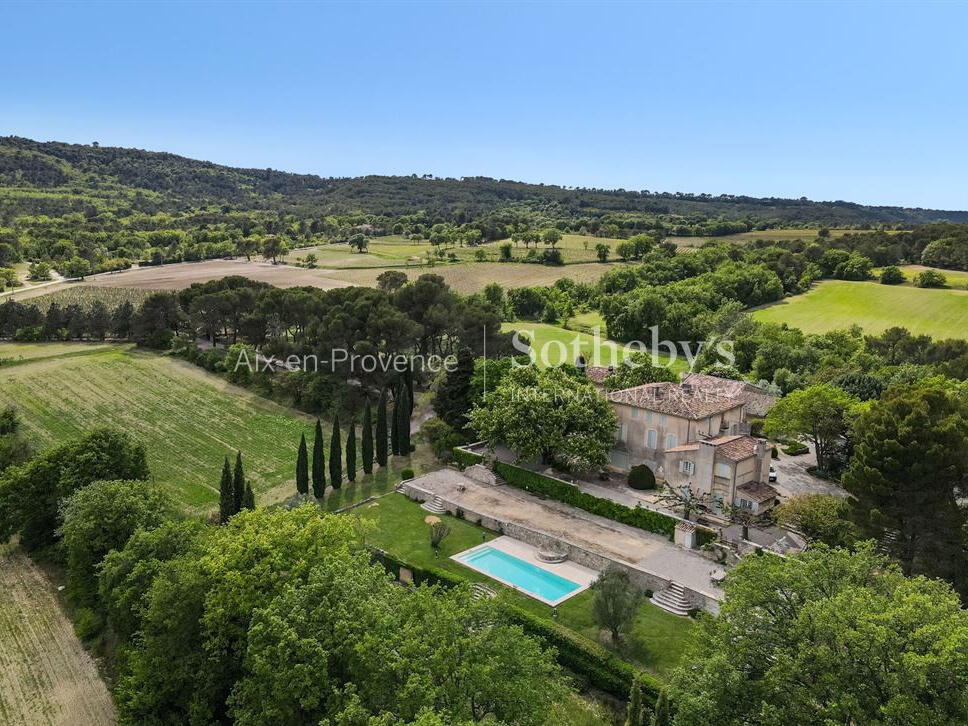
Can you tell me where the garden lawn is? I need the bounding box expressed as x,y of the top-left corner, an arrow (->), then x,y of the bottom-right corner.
0,344 -> 429,514
358,493 -> 695,679
502,321 -> 688,373
753,279 -> 968,339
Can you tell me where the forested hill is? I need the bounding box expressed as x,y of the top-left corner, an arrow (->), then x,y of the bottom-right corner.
2,135 -> 967,226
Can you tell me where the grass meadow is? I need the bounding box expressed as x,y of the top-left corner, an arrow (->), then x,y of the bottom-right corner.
501,320 -> 689,373
0,344 -> 429,514
753,279 -> 968,339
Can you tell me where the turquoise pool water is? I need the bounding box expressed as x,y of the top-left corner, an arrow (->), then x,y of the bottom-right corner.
457,546 -> 581,603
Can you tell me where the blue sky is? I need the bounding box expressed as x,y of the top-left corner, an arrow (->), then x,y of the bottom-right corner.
3,1 -> 967,209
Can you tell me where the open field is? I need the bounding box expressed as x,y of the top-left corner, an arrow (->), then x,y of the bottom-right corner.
0,344 -> 427,513
676,228 -> 855,247
325,262 -> 616,293
81,260 -> 355,291
502,321 -> 689,373
873,265 -> 968,288
0,546 -> 115,726
0,342 -> 122,366
6,286 -> 154,311
753,279 -> 968,338
360,493 -> 695,678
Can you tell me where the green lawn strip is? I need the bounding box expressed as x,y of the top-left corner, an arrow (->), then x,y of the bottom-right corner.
501,321 -> 688,373
753,279 -> 968,339
357,493 -> 694,679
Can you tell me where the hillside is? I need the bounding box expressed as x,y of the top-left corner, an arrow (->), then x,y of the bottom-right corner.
2,136 -> 966,226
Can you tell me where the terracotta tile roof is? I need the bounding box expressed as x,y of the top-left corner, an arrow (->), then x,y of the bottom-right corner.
736,480 -> 779,503
585,366 -> 613,385
665,434 -> 762,461
681,373 -> 777,417
708,434 -> 761,462
607,382 -> 742,420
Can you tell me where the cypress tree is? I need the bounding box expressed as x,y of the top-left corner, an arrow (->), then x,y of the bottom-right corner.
390,386 -> 400,456
311,418 -> 326,498
625,676 -> 645,726
329,411 -> 342,489
218,457 -> 234,524
242,481 -> 255,511
376,388 -> 388,467
396,385 -> 411,455
232,451 -> 245,514
296,433 -> 309,497
652,688 -> 670,726
346,421 -> 357,483
361,401 -> 374,475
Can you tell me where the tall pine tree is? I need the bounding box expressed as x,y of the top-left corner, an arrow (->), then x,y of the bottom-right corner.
311,419 -> 326,498
390,387 -> 401,456
242,481 -> 255,511
232,451 -> 245,514
296,433 -> 309,497
329,411 -> 343,489
396,386 -> 411,456
361,401 -> 374,475
376,388 -> 389,467
434,346 -> 475,432
346,421 -> 357,483
218,457 -> 234,524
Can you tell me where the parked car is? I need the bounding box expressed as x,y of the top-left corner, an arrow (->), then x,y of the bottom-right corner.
769,465 -> 777,482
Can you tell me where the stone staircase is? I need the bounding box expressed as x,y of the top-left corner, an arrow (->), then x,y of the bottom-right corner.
650,582 -> 693,617
420,495 -> 447,514
471,583 -> 496,600
877,528 -> 899,555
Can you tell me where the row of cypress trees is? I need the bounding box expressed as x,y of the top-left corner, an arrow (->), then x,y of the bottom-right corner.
218,452 -> 255,524
295,386 -> 412,499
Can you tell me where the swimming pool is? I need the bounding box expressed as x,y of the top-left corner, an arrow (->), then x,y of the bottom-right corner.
456,545 -> 582,604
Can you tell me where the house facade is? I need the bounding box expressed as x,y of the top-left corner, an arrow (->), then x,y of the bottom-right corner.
606,381 -> 776,513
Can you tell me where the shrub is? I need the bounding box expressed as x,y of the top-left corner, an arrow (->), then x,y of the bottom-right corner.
879,265 -> 906,285
73,607 -> 101,642
771,445 -> 779,459
913,269 -> 947,288
783,442 -> 809,456
452,446 -> 484,469
400,467 -> 415,481
627,464 -> 656,491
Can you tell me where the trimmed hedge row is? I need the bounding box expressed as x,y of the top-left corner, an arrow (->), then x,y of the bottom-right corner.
369,548 -> 654,700
494,461 -> 677,540
452,446 -> 484,469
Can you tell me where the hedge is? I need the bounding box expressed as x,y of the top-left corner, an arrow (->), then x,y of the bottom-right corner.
452,446 -> 484,469
494,461 -> 677,539
369,547 -> 653,700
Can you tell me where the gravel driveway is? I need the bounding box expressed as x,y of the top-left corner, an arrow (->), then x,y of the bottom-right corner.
771,447 -> 849,499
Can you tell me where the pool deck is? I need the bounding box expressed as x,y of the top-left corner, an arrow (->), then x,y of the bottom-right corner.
405,468 -> 725,606
454,536 -> 599,606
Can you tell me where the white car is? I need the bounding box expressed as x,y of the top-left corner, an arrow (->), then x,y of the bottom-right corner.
769,465 -> 778,482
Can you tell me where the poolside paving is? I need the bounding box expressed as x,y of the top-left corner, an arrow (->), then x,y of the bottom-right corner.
408,469 -> 725,601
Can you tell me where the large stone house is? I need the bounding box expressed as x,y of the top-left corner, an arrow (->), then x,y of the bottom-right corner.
606,381 -> 777,513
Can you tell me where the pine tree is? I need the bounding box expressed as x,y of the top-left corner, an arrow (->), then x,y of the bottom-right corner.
346,421 -> 357,483
329,411 -> 342,489
311,419 -> 326,498
390,386 -> 401,456
376,388 -> 389,467
296,433 -> 309,497
434,346 -> 475,431
396,385 -> 411,455
218,457 -> 234,524
652,689 -> 670,726
232,451 -> 245,514
361,401 -> 374,475
242,481 -> 255,510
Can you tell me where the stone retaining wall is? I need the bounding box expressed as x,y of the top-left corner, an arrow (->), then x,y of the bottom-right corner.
400,481 -> 721,614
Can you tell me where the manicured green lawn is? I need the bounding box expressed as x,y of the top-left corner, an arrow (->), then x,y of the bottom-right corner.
357,493 -> 696,679
753,279 -> 968,339
501,321 -> 688,373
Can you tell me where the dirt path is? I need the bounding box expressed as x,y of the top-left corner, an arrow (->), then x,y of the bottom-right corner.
0,547 -> 115,725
